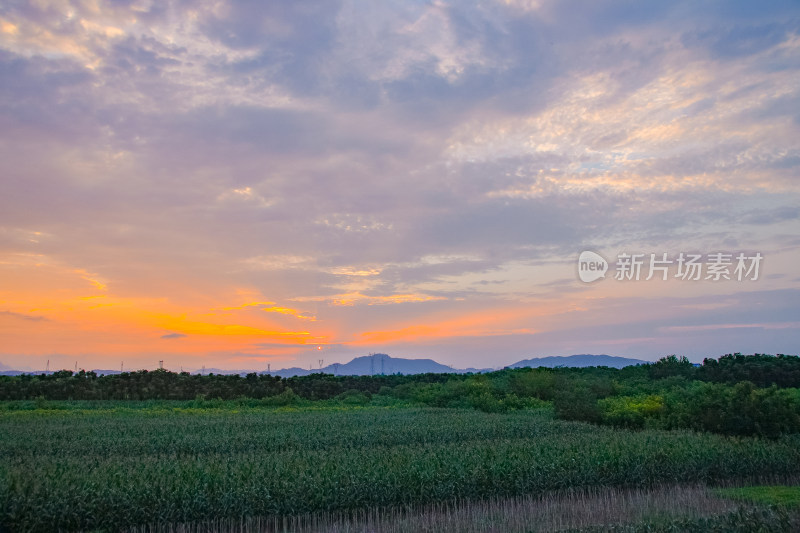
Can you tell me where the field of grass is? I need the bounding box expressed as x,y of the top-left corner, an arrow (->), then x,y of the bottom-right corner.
120,483 -> 800,532
715,485 -> 800,508
2,401 -> 800,531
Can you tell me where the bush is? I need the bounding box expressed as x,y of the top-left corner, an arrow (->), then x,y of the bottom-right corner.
336,389 -> 372,405
553,386 -> 601,424
599,394 -> 665,429
648,355 -> 695,380
508,369 -> 556,400
261,387 -> 302,407
662,382 -> 800,437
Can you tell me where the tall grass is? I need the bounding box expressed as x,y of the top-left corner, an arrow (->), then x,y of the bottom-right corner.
123,482 -> 800,533
2,404 -> 799,531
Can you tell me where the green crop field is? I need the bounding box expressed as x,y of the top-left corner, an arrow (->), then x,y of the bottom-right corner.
1,401 -> 799,532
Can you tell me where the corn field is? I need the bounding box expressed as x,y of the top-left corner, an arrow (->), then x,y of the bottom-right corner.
1,404 -> 799,531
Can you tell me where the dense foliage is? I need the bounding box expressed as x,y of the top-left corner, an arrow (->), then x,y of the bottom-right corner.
0,368 -> 454,401
1,353 -> 798,437
2,404 -> 799,532
1,353 -> 799,531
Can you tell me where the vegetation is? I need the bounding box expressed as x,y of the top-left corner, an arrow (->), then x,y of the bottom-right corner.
118,484 -> 800,533
1,404 -> 800,531
7,353 -> 798,437
1,353 -> 799,531
715,485 -> 800,508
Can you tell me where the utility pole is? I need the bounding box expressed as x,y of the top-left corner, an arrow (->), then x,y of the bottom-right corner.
121,361 -> 123,372
46,359 -> 49,372
74,361 -> 77,372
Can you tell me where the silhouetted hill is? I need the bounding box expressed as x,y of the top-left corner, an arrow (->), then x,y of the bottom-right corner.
270,367 -> 313,378
0,354 -> 648,378
508,354 -> 649,369
331,353 -> 452,375
263,353 -> 491,377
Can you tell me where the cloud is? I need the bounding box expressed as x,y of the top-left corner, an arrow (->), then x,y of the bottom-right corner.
0,311 -> 49,322
660,322 -> 800,333
161,333 -> 188,339
0,0 -> 798,369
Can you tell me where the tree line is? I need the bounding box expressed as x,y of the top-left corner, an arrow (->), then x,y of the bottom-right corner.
1,353 -> 798,437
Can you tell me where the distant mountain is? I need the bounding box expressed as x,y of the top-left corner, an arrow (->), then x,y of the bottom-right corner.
263,353 -> 491,377
0,361 -> 32,375
269,367 -> 313,378
328,353 -> 455,375
0,354 -> 649,378
189,368 -> 260,376
507,354 -> 649,369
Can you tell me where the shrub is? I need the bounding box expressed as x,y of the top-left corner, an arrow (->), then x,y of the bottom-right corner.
336,389 -> 372,405
648,355 -> 695,380
599,394 -> 665,429
553,386 -> 601,424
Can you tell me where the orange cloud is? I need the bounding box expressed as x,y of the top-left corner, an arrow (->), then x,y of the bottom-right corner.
355,306 -> 543,345
0,259 -> 328,369
294,292 -> 446,306
218,301 -> 315,320
219,301 -> 275,311
359,325 -> 441,344
261,306 -> 316,320
72,269 -> 107,291
152,315 -> 310,338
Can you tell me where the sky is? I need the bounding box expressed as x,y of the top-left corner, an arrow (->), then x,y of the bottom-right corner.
1,0 -> 799,372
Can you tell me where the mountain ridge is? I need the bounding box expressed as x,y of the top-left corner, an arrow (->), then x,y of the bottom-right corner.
0,353 -> 650,377
507,354 -> 649,369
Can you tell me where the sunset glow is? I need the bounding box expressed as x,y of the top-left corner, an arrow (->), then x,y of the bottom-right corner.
1,1 -> 798,372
